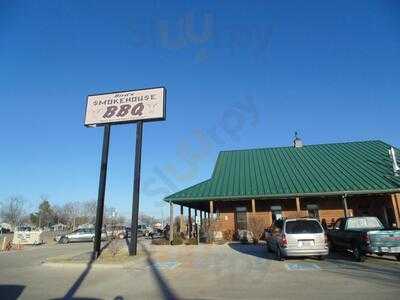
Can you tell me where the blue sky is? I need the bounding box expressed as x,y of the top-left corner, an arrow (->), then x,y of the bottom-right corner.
1,0 -> 399,219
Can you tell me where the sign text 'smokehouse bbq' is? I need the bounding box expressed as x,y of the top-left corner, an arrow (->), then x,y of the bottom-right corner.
85,87 -> 166,126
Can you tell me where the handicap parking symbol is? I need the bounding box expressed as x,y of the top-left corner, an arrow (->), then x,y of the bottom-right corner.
151,261 -> 181,270
286,263 -> 321,271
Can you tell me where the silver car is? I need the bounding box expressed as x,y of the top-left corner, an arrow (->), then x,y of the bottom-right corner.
266,218 -> 329,260
56,228 -> 107,244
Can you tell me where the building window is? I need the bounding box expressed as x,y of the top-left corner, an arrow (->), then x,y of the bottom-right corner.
307,204 -> 319,219
271,205 -> 283,221
235,207 -> 247,230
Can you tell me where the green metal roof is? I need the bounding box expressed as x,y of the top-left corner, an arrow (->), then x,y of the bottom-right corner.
165,140 -> 400,203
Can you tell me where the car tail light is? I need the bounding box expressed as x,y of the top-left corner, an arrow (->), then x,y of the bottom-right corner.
281,234 -> 288,248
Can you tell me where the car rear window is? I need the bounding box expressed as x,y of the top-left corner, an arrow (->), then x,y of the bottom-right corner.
285,220 -> 323,234
346,217 -> 383,230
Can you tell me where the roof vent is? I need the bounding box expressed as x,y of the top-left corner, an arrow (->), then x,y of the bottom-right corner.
293,132 -> 303,148
389,147 -> 400,176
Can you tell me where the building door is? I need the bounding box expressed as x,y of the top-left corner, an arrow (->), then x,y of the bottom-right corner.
235,207 -> 247,231
307,204 -> 320,220
271,206 -> 283,222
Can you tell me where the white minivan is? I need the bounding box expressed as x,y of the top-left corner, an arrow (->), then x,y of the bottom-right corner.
266,218 -> 329,260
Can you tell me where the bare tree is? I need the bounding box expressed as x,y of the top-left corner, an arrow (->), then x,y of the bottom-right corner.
139,212 -> 159,226
116,215 -> 126,225
0,196 -> 25,227
66,201 -> 81,228
83,200 -> 97,224
248,214 -> 267,244
54,201 -> 81,228
104,207 -> 127,225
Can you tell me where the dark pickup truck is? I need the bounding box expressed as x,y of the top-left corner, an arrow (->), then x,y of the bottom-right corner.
327,216 -> 400,262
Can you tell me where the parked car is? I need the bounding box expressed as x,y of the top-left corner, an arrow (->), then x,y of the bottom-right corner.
138,224 -> 152,236
149,228 -> 164,239
125,225 -> 150,238
327,216 -> 400,262
15,225 -> 33,232
55,228 -> 107,244
0,227 -> 11,234
266,218 -> 329,261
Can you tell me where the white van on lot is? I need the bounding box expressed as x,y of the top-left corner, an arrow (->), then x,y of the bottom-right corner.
266,218 -> 329,260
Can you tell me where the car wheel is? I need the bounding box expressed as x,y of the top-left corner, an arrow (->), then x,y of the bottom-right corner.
395,254 -> 400,262
352,246 -> 364,262
60,237 -> 69,244
317,255 -> 325,261
277,247 -> 285,261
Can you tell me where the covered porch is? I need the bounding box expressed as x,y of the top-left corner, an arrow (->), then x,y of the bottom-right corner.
167,193 -> 400,241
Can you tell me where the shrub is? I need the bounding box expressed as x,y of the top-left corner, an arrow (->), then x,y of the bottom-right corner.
248,214 -> 267,244
151,238 -> 170,245
171,235 -> 183,245
222,229 -> 234,241
203,219 -> 217,244
184,238 -> 198,245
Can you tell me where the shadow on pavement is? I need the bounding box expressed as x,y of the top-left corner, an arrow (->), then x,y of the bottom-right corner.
51,241 -> 112,300
229,242 -> 400,288
323,255 -> 400,288
230,242 -> 400,265
61,251 -> 97,300
0,284 -> 25,300
228,242 -> 278,260
326,251 -> 400,274
141,243 -> 180,300
331,247 -> 400,263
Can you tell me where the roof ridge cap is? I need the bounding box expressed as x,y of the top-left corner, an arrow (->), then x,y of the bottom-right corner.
218,139 -> 385,154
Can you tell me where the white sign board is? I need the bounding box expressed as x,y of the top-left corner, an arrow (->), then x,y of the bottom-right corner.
85,87 -> 166,126
12,230 -> 44,245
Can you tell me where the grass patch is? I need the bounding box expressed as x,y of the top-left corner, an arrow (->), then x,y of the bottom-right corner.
97,247 -> 143,264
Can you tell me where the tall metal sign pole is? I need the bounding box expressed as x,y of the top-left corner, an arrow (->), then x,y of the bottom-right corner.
93,124 -> 111,257
85,87 -> 166,259
129,120 -> 143,255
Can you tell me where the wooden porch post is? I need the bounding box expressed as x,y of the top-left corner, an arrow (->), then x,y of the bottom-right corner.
194,209 -> 198,238
209,200 -> 214,218
188,207 -> 192,238
251,199 -> 256,213
169,201 -> 173,242
180,205 -> 184,233
342,195 -> 349,218
296,197 -> 301,217
391,194 -> 400,228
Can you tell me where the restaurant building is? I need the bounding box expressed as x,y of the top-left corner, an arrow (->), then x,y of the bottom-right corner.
164,139 -> 400,236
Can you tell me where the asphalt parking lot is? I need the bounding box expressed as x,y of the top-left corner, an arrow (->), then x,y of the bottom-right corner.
0,240 -> 399,300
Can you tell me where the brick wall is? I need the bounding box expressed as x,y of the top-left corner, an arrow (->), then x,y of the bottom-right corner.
210,194 -> 396,233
